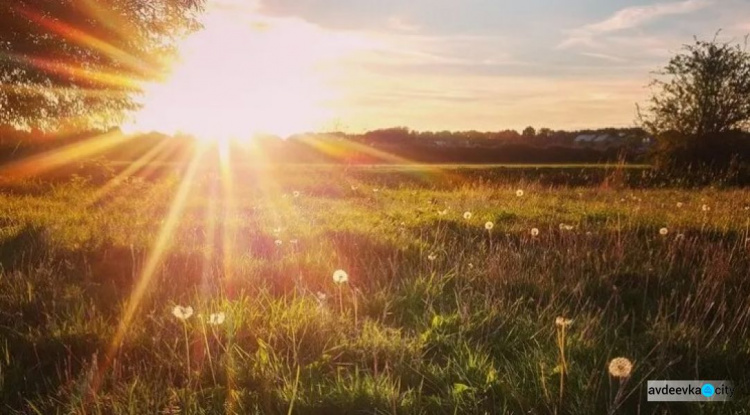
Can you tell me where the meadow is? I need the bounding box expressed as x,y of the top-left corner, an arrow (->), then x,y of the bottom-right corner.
1,161 -> 749,414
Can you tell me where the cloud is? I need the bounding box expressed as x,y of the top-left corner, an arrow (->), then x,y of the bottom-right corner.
560,0 -> 713,49
386,16 -> 421,33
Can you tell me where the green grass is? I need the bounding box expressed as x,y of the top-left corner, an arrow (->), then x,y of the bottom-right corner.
0,164 -> 749,414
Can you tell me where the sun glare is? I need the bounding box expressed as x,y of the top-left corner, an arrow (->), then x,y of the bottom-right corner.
126,3 -> 344,141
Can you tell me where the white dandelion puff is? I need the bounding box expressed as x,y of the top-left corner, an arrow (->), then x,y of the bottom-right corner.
608,357 -> 633,379
333,269 -> 349,284
676,202 -> 684,208
531,228 -> 540,237
659,227 -> 669,236
516,189 -> 524,197
274,239 -> 283,246
172,305 -> 193,320
463,211 -> 472,220
484,221 -> 494,231
208,312 -> 225,326
293,191 -> 301,198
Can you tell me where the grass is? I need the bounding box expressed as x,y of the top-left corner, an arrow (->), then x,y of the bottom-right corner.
0,162 -> 749,414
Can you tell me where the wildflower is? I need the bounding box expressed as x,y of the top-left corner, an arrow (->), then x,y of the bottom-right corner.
485,221 -> 494,231
172,305 -> 194,320
608,357 -> 633,378
702,204 -> 710,212
676,202 -> 684,208
275,239 -> 283,246
427,253 -> 437,261
516,189 -> 524,197
293,191 -> 300,198
555,316 -> 573,328
659,227 -> 669,236
531,228 -> 540,237
208,312 -> 225,326
333,269 -> 349,284
463,211 -> 472,220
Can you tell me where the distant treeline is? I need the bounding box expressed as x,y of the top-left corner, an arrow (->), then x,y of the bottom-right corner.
0,125 -> 651,165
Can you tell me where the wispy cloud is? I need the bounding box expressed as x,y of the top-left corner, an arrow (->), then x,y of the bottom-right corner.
386,16 -> 421,33
560,0 -> 713,49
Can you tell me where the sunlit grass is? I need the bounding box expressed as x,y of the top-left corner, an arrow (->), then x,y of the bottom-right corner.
0,165 -> 749,413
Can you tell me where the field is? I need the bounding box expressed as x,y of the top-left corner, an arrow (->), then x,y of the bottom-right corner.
1,160 -> 749,414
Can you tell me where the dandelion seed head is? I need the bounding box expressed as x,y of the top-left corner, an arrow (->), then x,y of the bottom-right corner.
531,228 -> 540,237
608,357 -> 633,378
659,227 -> 669,236
172,305 -> 193,320
438,209 -> 448,216
275,239 -> 283,246
293,191 -> 300,198
209,312 -> 225,326
676,202 -> 684,208
427,253 -> 437,261
333,269 -> 349,284
555,316 -> 573,328
516,189 -> 524,197
485,221 -> 494,231
463,211 -> 472,220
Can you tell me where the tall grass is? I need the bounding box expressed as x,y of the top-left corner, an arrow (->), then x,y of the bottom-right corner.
0,166 -> 748,413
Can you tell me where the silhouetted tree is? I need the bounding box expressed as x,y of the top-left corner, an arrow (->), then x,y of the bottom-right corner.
639,35 -> 750,168
522,126 -> 536,138
0,0 -> 205,131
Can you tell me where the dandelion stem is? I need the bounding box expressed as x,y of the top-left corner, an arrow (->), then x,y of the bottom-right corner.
182,322 -> 191,385
202,319 -> 216,385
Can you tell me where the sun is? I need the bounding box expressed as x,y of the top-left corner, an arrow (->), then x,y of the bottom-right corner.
125,5 -> 340,141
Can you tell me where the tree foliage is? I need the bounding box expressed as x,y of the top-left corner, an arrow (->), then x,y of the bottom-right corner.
639,35 -> 750,168
0,0 -> 205,131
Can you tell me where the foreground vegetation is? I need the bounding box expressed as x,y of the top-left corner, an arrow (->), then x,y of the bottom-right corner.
1,163 -> 749,414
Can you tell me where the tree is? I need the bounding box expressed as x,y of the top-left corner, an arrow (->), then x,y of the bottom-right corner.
638,35 -> 750,168
0,0 -> 205,131
522,126 -> 536,138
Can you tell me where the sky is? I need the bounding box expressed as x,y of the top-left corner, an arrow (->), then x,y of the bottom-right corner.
143,0 -> 750,134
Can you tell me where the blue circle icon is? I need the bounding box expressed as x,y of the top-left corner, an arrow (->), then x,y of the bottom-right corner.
701,384 -> 715,397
